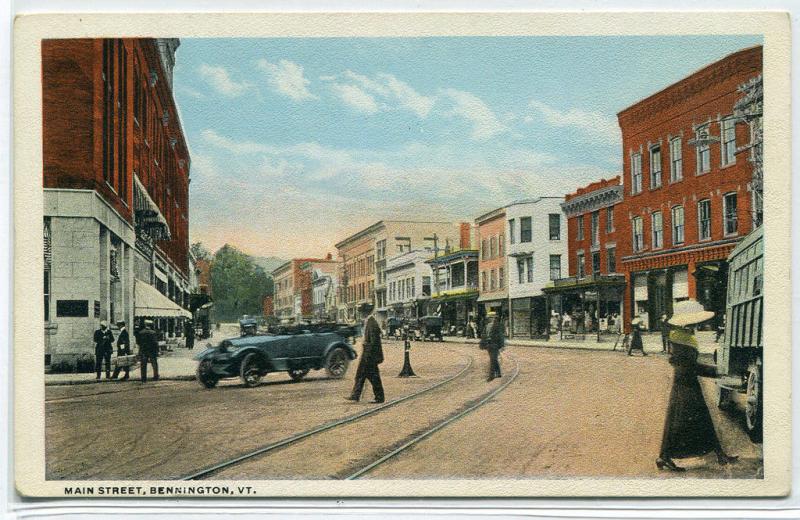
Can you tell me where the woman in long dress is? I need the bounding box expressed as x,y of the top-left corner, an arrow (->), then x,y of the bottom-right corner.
657,299 -> 738,472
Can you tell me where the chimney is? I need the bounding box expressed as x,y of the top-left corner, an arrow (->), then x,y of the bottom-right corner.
459,222 -> 471,249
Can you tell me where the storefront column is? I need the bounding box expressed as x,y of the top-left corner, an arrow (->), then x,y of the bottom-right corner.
687,260 -> 698,299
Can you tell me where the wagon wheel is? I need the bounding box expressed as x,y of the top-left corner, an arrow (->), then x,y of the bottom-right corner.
288,368 -> 310,381
745,365 -> 763,441
239,353 -> 263,388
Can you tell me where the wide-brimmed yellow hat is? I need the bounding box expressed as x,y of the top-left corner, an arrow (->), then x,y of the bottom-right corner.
668,299 -> 714,327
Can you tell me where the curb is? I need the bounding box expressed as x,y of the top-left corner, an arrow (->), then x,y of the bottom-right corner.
45,374 -> 196,386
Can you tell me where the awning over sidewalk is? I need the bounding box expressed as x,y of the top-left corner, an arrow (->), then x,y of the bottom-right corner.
135,280 -> 191,318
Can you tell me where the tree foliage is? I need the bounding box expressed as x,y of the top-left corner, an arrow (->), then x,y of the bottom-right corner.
190,242 -> 212,262
210,244 -> 272,321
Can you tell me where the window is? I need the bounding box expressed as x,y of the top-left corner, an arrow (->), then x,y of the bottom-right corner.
672,206 -> 685,245
422,276 -> 431,296
490,270 -> 497,291
490,236 -> 497,258
481,271 -> 487,291
376,240 -> 386,260
520,216 -> 532,242
577,252 -> 585,278
508,219 -> 516,244
632,217 -> 644,252
670,137 -> 683,182
723,192 -> 738,236
591,211 -> 600,246
698,199 -> 711,240
576,216 -> 584,241
549,255 -> 561,280
525,256 -> 533,283
499,267 -> 505,288
631,153 -> 643,194
591,251 -> 601,274
721,118 -> 736,166
481,239 -> 488,260
549,214 -> 561,240
498,234 -> 505,256
606,247 -> 616,272
517,258 -> 525,283
650,145 -> 662,188
651,211 -> 663,249
696,124 -> 711,174
606,206 -> 614,233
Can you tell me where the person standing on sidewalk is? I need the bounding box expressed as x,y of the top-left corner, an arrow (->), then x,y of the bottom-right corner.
480,311 -> 504,381
347,303 -> 385,403
660,313 -> 671,353
137,320 -> 160,383
93,321 -> 114,380
111,321 -> 131,380
185,320 -> 195,350
656,299 -> 737,472
628,317 -> 647,356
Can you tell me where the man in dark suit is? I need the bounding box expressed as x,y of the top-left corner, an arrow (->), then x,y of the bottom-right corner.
94,321 -> 114,380
111,321 -> 131,380
480,311 -> 504,381
137,320 -> 160,383
347,303 -> 385,403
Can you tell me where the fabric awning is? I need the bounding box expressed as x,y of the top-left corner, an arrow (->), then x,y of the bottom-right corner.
133,175 -> 171,241
135,280 -> 191,318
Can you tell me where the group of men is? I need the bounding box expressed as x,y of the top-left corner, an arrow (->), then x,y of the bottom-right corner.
92,319 -> 161,382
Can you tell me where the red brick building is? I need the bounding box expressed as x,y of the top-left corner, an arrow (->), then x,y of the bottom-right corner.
272,256 -> 338,321
43,38 -> 191,365
616,46 -> 761,332
543,177 -> 625,336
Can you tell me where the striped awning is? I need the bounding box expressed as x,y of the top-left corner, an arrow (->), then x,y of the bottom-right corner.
44,220 -> 52,269
135,280 -> 191,318
133,175 -> 171,241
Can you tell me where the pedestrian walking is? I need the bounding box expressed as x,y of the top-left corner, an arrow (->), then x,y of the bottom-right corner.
185,319 -> 195,350
93,321 -> 114,380
656,299 -> 737,472
480,311 -> 504,381
111,321 -> 131,380
628,317 -> 647,356
137,319 -> 160,383
660,313 -> 671,353
347,303 -> 385,403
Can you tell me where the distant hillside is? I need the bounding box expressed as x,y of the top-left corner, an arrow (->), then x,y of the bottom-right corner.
252,256 -> 286,275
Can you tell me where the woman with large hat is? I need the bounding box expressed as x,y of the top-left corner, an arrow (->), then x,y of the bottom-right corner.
656,299 -> 737,471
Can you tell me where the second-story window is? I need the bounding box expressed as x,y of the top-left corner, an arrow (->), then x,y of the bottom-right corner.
650,144 -> 662,189
577,252 -> 585,278
591,251 -> 601,274
576,216 -> 584,241
481,271 -> 487,291
698,199 -> 711,240
508,219 -> 516,244
490,236 -> 497,258
651,211 -> 663,249
606,247 -> 616,272
632,217 -> 644,252
549,214 -> 561,240
724,192 -> 738,236
525,256 -> 533,283
721,118 -> 737,166
499,267 -> 505,288
490,269 -> 497,291
670,137 -> 683,182
672,205 -> 685,245
696,124 -> 712,174
517,258 -> 525,284
520,216 -> 532,242
606,206 -> 614,233
498,234 -> 505,256
591,211 -> 600,246
631,153 -> 643,194
549,254 -> 561,280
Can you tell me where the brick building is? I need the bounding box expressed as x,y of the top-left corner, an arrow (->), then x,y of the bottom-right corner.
43,38 -> 191,366
543,178 -> 625,338
271,256 -> 337,322
616,46 -> 761,332
475,207 -> 508,329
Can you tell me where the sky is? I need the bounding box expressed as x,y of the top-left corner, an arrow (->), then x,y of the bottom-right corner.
173,35 -> 762,259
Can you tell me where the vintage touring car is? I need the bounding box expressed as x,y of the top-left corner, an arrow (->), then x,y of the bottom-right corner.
194,324 -> 358,388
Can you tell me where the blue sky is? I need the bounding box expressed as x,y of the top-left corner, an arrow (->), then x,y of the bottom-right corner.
173,35 -> 761,259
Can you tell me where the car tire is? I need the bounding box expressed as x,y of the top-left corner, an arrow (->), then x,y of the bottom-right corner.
240,353 -> 263,388
325,348 -> 349,378
196,359 -> 218,389
745,364 -> 763,442
288,368 -> 310,381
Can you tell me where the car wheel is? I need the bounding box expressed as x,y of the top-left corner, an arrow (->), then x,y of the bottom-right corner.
325,348 -> 349,378
240,353 -> 263,388
288,368 -> 310,381
196,359 -> 218,389
745,364 -> 763,442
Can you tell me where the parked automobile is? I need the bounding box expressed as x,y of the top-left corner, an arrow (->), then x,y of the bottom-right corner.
239,315 -> 258,336
195,326 -> 358,388
417,315 -> 444,342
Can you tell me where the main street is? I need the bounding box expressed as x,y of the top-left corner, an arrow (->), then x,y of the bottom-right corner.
45,340 -> 761,480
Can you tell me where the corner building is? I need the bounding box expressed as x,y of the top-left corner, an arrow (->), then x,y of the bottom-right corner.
616,46 -> 761,332
43,38 -> 192,366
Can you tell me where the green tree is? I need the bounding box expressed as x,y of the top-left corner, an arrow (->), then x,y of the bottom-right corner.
210,244 -> 272,321
190,242 -> 211,261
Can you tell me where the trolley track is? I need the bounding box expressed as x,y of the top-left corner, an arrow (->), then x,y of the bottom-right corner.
181,350 -> 474,480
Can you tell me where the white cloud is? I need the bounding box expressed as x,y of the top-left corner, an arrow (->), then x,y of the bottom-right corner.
527,100 -> 621,145
198,64 -> 250,97
379,73 -> 434,118
256,58 -> 316,101
201,129 -> 269,155
440,88 -> 507,141
330,83 -> 380,114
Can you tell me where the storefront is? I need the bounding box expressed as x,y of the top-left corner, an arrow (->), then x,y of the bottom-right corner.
509,296 -> 549,339
543,274 -> 626,340
427,291 -> 479,336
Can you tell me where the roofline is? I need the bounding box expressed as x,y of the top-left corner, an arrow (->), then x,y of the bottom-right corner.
505,195 -> 565,208
334,219 -> 456,249
474,206 -> 506,225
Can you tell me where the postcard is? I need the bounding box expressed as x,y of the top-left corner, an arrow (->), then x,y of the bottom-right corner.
13,11 -> 791,498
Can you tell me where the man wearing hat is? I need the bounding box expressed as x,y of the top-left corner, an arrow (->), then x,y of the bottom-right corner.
93,320 -> 114,380
660,313 -> 671,353
137,319 -> 160,383
111,321 -> 131,380
480,311 -> 504,381
628,317 -> 647,356
657,299 -> 737,472
347,303 -> 385,403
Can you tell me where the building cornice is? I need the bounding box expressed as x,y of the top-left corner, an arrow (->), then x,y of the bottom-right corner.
561,185 -> 623,217
474,207 -> 506,225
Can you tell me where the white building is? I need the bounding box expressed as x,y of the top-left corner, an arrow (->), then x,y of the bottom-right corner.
505,197 -> 567,338
385,249 -> 434,319
311,267 -> 338,321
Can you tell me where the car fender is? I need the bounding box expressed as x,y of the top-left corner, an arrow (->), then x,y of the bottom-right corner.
232,346 -> 273,370
323,341 -> 357,360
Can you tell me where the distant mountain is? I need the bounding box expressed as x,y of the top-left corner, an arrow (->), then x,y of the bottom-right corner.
252,256 -> 286,275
